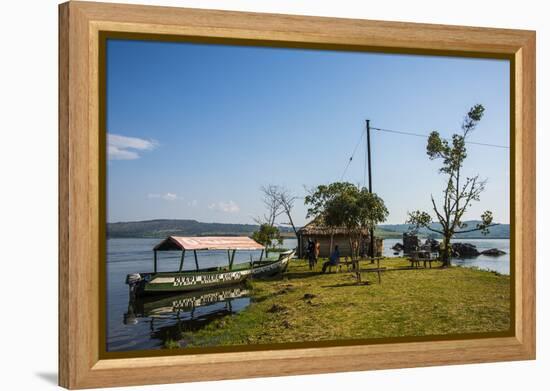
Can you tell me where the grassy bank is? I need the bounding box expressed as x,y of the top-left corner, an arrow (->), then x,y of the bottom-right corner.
182,258 -> 510,348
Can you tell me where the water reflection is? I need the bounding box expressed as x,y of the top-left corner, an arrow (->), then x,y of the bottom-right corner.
121,286 -> 250,350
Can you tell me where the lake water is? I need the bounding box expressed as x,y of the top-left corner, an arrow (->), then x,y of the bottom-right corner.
106,236 -> 509,351
106,238 -> 263,351
382,238 -> 510,275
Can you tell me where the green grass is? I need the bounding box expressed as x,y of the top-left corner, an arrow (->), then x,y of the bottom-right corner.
183,258 -> 510,347
164,338 -> 181,349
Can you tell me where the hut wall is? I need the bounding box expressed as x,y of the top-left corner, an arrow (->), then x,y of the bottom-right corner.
299,234 -> 351,257
298,234 -> 383,258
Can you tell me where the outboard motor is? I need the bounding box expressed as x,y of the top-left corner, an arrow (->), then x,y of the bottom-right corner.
126,273 -> 142,299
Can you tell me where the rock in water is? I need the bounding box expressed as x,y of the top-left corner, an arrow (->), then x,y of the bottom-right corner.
480,248 -> 506,256
425,238 -> 440,252
403,233 -> 420,253
451,242 -> 480,257
392,242 -> 404,251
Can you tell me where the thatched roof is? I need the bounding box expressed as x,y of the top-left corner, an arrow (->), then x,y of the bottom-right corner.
297,218 -> 370,236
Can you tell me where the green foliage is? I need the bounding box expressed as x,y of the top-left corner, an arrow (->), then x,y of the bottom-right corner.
163,339 -> 180,349
406,211 -> 433,233
305,182 -> 388,230
304,182 -> 358,219
252,224 -> 283,248
478,211 -> 494,235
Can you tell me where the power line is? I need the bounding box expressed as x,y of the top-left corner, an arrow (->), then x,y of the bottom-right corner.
339,123 -> 509,185
340,130 -> 365,181
371,127 -> 510,149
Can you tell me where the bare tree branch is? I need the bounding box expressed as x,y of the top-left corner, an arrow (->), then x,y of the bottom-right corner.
455,223 -> 499,234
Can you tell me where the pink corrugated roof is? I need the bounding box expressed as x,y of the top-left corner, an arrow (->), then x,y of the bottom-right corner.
154,236 -> 264,251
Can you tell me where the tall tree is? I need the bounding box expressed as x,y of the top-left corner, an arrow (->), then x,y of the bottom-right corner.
407,104 -> 496,266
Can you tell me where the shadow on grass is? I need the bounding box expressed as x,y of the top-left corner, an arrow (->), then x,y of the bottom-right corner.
252,295 -> 270,303
322,281 -> 372,288
283,271 -> 324,280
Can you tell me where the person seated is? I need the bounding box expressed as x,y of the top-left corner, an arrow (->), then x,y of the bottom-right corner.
322,245 -> 340,273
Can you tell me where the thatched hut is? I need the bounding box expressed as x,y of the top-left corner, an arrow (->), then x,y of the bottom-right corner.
296,218 -> 383,258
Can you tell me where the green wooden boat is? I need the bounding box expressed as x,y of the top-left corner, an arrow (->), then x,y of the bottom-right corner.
126,236 -> 294,297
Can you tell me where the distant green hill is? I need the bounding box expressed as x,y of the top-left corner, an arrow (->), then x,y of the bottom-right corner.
378,220 -> 509,239
374,228 -> 403,239
107,219 -> 508,240
107,219 -> 295,239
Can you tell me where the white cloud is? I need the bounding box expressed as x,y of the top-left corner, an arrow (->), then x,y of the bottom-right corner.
108,133 -> 158,160
187,200 -> 198,207
208,200 -> 240,213
163,192 -> 178,201
108,145 -> 140,160
148,192 -> 180,201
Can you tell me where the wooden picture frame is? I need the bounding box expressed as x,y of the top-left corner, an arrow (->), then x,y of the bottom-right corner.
59,1 -> 536,388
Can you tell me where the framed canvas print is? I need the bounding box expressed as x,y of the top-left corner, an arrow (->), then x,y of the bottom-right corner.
58,1 -> 536,389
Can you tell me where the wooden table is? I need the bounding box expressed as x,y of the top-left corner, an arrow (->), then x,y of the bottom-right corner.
408,250 -> 435,268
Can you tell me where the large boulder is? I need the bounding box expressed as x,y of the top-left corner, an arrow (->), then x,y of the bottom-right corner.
451,242 -> 480,257
391,242 -> 404,251
424,238 -> 440,252
403,233 -> 420,253
480,248 -> 506,256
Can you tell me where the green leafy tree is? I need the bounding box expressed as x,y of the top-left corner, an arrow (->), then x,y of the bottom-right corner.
305,182 -> 358,218
252,223 -> 283,254
305,182 -> 388,260
407,104 -> 496,266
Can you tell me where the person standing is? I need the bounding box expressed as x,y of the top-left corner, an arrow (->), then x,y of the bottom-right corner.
307,239 -> 316,270
314,240 -> 320,266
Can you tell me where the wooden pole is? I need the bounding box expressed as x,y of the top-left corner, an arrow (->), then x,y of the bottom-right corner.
366,119 -> 375,263
193,250 -> 199,271
178,249 -> 185,272
154,250 -> 157,273
229,250 -> 236,270
366,120 -> 374,186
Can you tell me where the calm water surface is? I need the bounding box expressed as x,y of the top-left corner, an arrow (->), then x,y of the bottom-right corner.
382,238 -> 510,275
106,237 -> 509,351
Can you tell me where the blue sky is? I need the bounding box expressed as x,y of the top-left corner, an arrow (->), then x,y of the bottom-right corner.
106,39 -> 510,225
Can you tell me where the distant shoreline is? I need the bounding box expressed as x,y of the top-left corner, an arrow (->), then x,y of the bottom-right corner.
106,219 -> 509,240
107,235 -> 510,240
